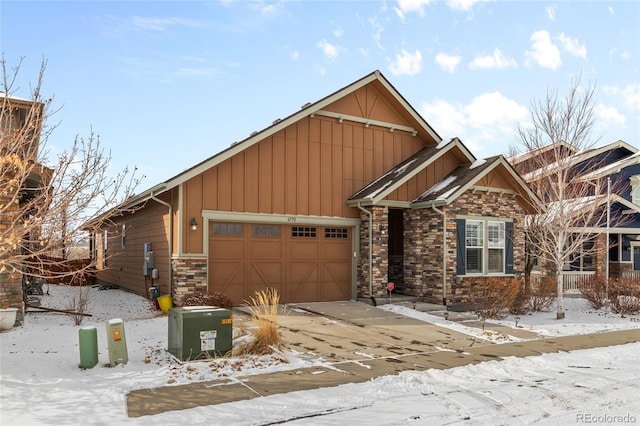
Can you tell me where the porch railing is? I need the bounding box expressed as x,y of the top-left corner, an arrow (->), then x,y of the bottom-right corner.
530,271 -> 596,293
622,271 -> 640,280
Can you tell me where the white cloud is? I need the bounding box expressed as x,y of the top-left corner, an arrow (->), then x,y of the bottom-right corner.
333,26 -> 344,38
419,92 -> 528,154
369,16 -> 385,50
318,40 -> 340,60
525,30 -> 562,70
468,48 -> 518,70
389,49 -> 423,75
557,33 -> 587,59
131,16 -> 201,31
446,0 -> 488,12
435,52 -> 462,74
290,50 -> 300,61
545,5 -> 557,21
595,104 -> 626,127
394,0 -> 432,18
604,83 -> 640,113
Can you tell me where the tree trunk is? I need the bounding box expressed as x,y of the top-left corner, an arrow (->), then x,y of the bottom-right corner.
556,270 -> 565,319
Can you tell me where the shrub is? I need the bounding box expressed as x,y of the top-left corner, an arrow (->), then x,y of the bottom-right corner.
66,274 -> 91,325
180,291 -> 233,309
579,275 -> 607,310
234,288 -> 283,355
471,277 -> 519,319
510,278 -> 530,315
529,275 -> 556,312
609,276 -> 640,315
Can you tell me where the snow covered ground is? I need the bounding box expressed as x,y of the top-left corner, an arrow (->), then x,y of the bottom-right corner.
1,284 -> 639,425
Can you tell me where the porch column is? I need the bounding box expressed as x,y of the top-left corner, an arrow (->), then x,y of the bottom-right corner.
357,206 -> 389,299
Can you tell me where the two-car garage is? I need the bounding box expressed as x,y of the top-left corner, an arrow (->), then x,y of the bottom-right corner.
208,222 -> 354,304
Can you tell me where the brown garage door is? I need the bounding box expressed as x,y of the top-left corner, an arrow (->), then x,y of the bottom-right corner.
208,223 -> 352,305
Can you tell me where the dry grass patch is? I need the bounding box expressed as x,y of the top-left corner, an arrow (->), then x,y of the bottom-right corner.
233,288 -> 285,356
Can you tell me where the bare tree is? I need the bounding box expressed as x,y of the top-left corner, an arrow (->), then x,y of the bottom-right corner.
1,56 -> 143,286
512,76 -> 621,319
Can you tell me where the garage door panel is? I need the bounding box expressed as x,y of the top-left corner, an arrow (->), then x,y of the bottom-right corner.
208,261 -> 245,305
211,240 -> 245,259
321,260 -> 351,300
288,242 -> 319,260
321,242 -> 352,259
250,241 -> 283,260
210,222 -> 352,304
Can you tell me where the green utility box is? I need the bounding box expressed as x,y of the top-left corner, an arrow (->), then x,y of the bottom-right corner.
78,326 -> 98,369
106,318 -> 128,367
168,306 -> 232,361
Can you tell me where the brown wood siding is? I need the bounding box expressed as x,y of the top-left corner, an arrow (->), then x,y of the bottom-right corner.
96,200 -> 170,296
387,151 -> 462,202
477,168 -> 511,190
189,116 -> 426,221
180,83 -> 431,254
326,85 -> 415,129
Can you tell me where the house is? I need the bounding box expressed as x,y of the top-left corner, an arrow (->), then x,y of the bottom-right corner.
0,94 -> 46,325
91,71 -> 541,308
510,140 -> 640,288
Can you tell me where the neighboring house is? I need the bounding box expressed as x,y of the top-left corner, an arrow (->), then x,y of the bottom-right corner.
0,94 -> 46,324
510,140 -> 640,288
90,71 -> 541,308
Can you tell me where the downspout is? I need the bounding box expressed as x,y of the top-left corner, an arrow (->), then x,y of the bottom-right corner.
150,192 -> 173,296
357,203 -> 373,298
431,205 -> 447,306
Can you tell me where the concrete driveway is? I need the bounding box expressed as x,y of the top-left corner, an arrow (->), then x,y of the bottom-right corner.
126,300 -> 640,418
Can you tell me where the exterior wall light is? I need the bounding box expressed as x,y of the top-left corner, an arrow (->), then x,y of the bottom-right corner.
190,217 -> 198,231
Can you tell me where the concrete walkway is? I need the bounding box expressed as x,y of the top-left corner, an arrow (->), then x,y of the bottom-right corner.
126,300 -> 640,418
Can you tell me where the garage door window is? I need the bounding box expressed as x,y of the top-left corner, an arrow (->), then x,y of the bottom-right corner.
252,224 -> 280,237
325,228 -> 348,239
292,227 -> 316,237
213,223 -> 242,235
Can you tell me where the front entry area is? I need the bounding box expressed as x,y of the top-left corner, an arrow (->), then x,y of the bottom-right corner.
208,222 -> 353,304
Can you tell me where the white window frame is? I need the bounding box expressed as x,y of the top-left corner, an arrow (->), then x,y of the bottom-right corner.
465,219 -> 506,275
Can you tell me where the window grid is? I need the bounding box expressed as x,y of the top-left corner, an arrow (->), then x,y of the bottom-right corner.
252,224 -> 280,237
292,226 -> 316,238
325,228 -> 348,239
487,222 -> 505,273
213,223 -> 243,236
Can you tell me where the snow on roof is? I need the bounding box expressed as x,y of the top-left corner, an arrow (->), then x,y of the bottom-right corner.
436,138 -> 454,149
423,175 -> 457,197
470,158 -> 487,169
436,185 -> 460,200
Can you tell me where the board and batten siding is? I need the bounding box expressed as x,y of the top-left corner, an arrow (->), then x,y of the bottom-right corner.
182,119 -> 428,253
98,201 -> 171,296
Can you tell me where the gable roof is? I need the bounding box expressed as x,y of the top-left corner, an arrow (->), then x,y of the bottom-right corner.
522,140 -> 638,182
347,137 -> 475,205
411,155 -> 543,213
121,70 -> 443,210
579,150 -> 640,181
508,140 -> 578,168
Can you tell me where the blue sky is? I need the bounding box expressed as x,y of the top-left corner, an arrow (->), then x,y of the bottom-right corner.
2,1 -> 639,190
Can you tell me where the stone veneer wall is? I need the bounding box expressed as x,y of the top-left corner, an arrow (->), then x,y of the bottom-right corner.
446,190 -> 526,306
0,190 -> 25,325
171,257 -> 208,303
357,206 -> 389,299
401,189 -> 527,306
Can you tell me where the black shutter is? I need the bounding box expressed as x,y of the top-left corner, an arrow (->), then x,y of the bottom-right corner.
456,219 -> 466,275
505,221 -> 514,274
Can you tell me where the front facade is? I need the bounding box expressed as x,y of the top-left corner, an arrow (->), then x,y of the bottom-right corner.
0,95 -> 46,324
93,71 -> 540,307
511,140 -> 640,287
